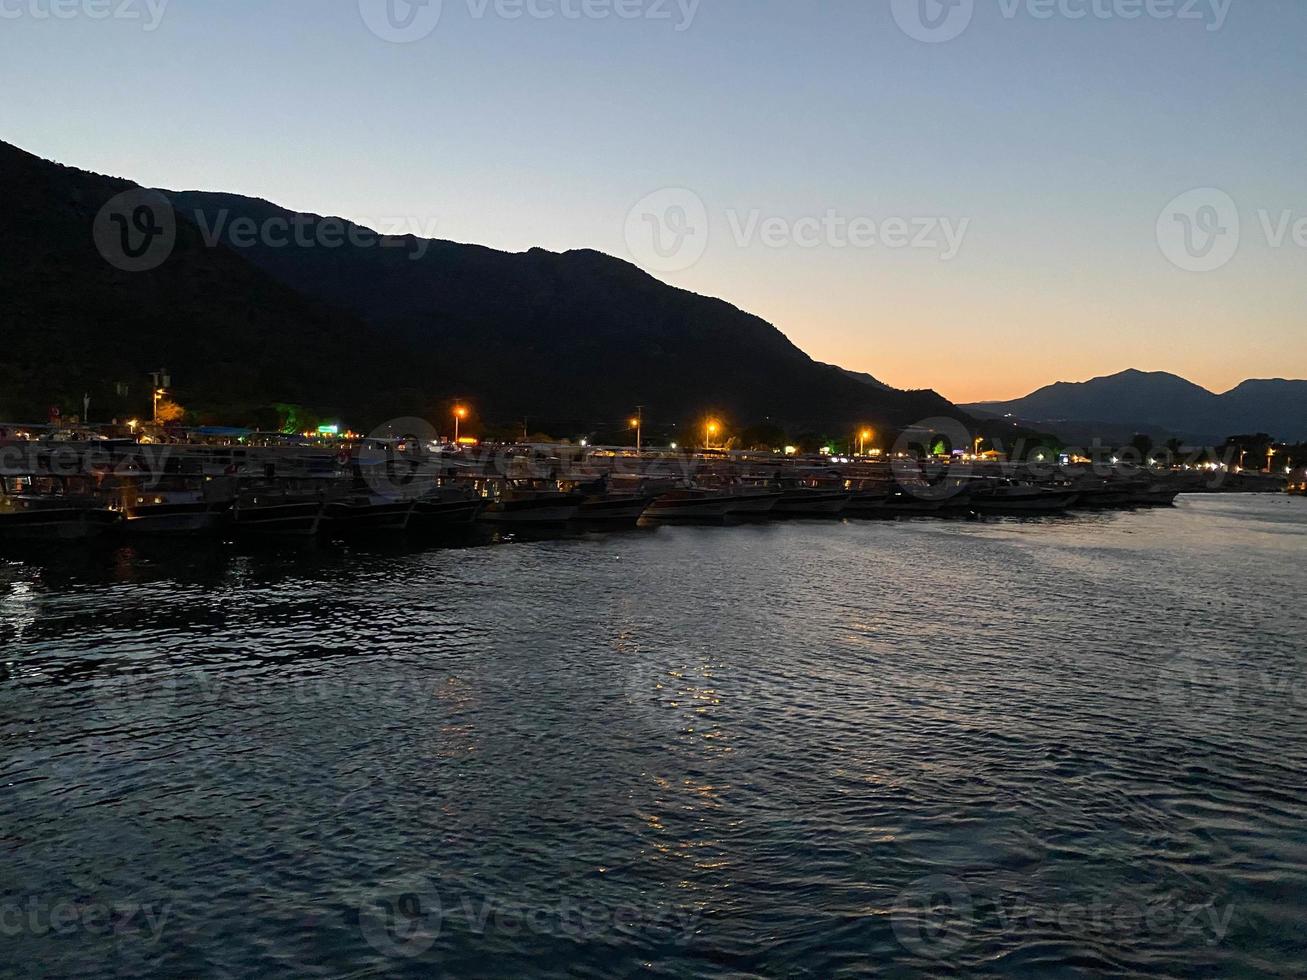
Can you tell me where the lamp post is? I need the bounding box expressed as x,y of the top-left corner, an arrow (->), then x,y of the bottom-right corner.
860,429 -> 873,456
149,368 -> 170,425
454,405 -> 468,444
706,421 -> 719,450
630,407 -> 643,454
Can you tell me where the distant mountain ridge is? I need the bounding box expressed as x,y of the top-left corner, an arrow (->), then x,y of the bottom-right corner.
964,370 -> 1307,443
0,138 -> 960,434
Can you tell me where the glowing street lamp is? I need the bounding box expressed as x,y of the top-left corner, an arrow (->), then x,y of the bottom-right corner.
706,421 -> 720,450
453,405 -> 469,443
630,408 -> 643,454
859,428 -> 873,456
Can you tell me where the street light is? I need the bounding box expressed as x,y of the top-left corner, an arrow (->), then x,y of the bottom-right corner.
706,421 -> 720,450
630,408 -> 643,454
860,428 -> 873,456
453,405 -> 468,443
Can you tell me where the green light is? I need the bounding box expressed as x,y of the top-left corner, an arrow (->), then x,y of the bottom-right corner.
317,424 -> 340,435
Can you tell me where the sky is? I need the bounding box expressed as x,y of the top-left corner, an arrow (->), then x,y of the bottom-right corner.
2,0 -> 1304,403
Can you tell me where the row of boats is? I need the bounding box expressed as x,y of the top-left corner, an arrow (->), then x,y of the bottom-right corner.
0,468 -> 1181,541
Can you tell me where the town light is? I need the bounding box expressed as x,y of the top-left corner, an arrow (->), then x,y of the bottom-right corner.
453,405 -> 469,443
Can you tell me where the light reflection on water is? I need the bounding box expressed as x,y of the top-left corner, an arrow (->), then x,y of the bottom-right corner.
1,496 -> 1305,977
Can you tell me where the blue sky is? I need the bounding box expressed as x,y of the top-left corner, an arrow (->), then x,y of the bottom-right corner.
3,0 -> 1304,400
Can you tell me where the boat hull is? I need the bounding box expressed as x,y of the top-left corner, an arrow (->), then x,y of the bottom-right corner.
972,491 -> 1079,514
0,508 -> 120,541
322,499 -> 414,533
410,497 -> 485,531
480,497 -> 582,526
772,492 -> 851,517
578,496 -> 654,526
124,502 -> 229,535
232,500 -> 324,536
722,493 -> 780,519
643,495 -> 730,522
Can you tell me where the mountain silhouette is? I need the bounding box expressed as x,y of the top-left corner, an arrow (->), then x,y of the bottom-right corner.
964,369 -> 1307,443
0,139 -> 961,436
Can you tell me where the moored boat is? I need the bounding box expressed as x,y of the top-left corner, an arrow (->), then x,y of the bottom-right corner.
643,488 -> 731,522
410,486 -> 486,532
231,489 -> 325,536
322,494 -> 415,534
0,475 -> 120,541
771,486 -> 851,518
970,482 -> 1078,514
480,484 -> 584,526
1126,484 -> 1181,507
114,477 -> 232,535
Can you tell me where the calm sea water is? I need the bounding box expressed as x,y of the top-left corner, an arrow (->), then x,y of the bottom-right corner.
2,495 -> 1305,979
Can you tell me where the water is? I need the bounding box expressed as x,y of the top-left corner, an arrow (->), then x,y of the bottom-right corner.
2,496 -> 1305,979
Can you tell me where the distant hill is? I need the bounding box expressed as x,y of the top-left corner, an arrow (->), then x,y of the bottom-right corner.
964,369 -> 1307,443
163,185 -> 957,433
0,138 -> 959,435
0,141 -> 404,425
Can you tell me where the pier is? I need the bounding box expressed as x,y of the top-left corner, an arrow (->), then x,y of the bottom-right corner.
0,432 -> 1292,545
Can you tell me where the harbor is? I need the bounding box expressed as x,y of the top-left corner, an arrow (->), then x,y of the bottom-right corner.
0,430 -> 1294,545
